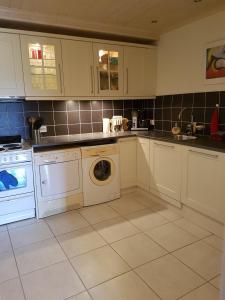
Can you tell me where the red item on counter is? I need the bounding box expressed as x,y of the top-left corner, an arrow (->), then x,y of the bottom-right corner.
210,107 -> 219,135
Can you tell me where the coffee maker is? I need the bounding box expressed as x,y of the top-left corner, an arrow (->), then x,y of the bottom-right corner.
131,109 -> 150,131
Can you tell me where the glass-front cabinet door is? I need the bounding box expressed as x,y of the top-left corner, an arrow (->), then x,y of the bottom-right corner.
93,43 -> 123,96
21,35 -> 63,97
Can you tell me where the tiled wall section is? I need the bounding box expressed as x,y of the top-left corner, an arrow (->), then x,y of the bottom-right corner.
2,91 -> 225,139
155,91 -> 225,135
0,99 -> 154,139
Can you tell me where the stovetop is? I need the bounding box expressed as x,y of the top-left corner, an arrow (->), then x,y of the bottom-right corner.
0,143 -> 22,152
0,135 -> 23,152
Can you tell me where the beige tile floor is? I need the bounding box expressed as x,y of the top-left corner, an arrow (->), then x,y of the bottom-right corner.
0,191 -> 223,300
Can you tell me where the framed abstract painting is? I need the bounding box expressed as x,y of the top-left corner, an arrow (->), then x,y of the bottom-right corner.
205,39 -> 225,84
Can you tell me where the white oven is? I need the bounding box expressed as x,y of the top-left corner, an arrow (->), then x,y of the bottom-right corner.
0,162 -> 34,199
34,148 -> 83,218
0,149 -> 35,225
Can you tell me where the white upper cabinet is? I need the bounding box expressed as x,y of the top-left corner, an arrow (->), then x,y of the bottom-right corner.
93,43 -> 124,96
150,140 -> 182,207
21,35 -> 63,97
0,33 -> 24,97
182,147 -> 225,223
124,46 -> 156,97
61,39 -> 94,97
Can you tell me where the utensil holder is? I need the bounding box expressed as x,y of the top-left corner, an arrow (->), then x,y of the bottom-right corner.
32,130 -> 41,143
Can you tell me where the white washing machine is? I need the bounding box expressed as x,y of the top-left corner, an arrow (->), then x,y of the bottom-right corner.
81,143 -> 120,206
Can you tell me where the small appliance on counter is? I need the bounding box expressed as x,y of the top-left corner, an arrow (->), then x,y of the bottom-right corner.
111,116 -> 123,132
103,118 -> 110,134
109,116 -> 129,132
131,110 -> 152,131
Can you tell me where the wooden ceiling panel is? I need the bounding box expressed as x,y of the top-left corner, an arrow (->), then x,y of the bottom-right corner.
0,0 -> 224,39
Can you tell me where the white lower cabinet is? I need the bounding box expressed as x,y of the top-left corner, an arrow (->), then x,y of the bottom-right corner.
182,147 -> 225,223
137,137 -> 150,191
150,140 -> 183,207
118,137 -> 137,189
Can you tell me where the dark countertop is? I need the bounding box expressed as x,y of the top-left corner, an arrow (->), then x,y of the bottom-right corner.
31,131 -> 225,153
32,132 -> 137,151
136,131 -> 225,153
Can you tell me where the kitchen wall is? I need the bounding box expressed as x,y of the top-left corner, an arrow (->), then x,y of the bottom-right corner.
157,9 -> 225,95
0,99 -> 154,139
2,93 -> 225,138
154,91 -> 225,135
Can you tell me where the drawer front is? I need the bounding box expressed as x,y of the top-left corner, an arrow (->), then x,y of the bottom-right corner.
0,194 -> 35,216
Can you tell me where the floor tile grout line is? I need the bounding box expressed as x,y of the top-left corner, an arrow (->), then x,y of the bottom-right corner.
17,258 -> 69,278
100,199 -> 205,257
132,268 -> 163,300
6,225 -> 28,300
46,216 -> 156,299
170,250 -> 220,282
69,204 -> 166,297
200,238 -> 224,253
83,269 -> 132,292
43,220 -> 89,300
127,191 -> 223,243
48,223 -> 91,239
4,192 -> 222,299
9,232 -> 60,251
172,220 -> 213,240
76,203 -> 169,298
64,290 -> 93,300
8,230 -> 55,251
207,273 -> 221,285
50,209 -> 220,299
208,281 -> 220,291
135,189 -> 224,238
172,218 -> 217,238
6,218 -> 43,231
175,282 -> 212,300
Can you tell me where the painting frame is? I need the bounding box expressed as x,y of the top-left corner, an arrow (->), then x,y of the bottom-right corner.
204,39 -> 225,85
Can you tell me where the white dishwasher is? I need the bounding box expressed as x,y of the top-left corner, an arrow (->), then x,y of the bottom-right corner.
34,148 -> 83,218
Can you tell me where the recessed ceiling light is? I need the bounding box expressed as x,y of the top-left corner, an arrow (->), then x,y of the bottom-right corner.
151,20 -> 158,24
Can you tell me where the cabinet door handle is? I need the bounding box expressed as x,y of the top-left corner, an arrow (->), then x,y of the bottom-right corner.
126,68 -> 129,94
58,64 -> 63,95
90,66 -> 94,94
155,142 -> 175,149
43,160 -> 57,164
96,66 -> 100,94
188,149 -> 218,159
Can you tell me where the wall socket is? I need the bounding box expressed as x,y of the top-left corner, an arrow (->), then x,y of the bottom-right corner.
40,125 -> 47,133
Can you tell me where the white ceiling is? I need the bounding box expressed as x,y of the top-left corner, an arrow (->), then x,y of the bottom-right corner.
0,0 -> 224,39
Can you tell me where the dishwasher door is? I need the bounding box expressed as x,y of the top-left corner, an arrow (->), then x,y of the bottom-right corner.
39,160 -> 80,197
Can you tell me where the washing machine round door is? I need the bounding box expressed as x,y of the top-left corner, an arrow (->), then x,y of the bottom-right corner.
90,158 -> 115,186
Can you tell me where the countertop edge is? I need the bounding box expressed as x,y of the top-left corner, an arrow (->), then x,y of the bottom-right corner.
31,131 -> 225,154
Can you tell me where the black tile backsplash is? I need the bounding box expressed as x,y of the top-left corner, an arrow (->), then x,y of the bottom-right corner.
0,99 -> 154,139
2,91 -> 225,139
154,92 -> 224,135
